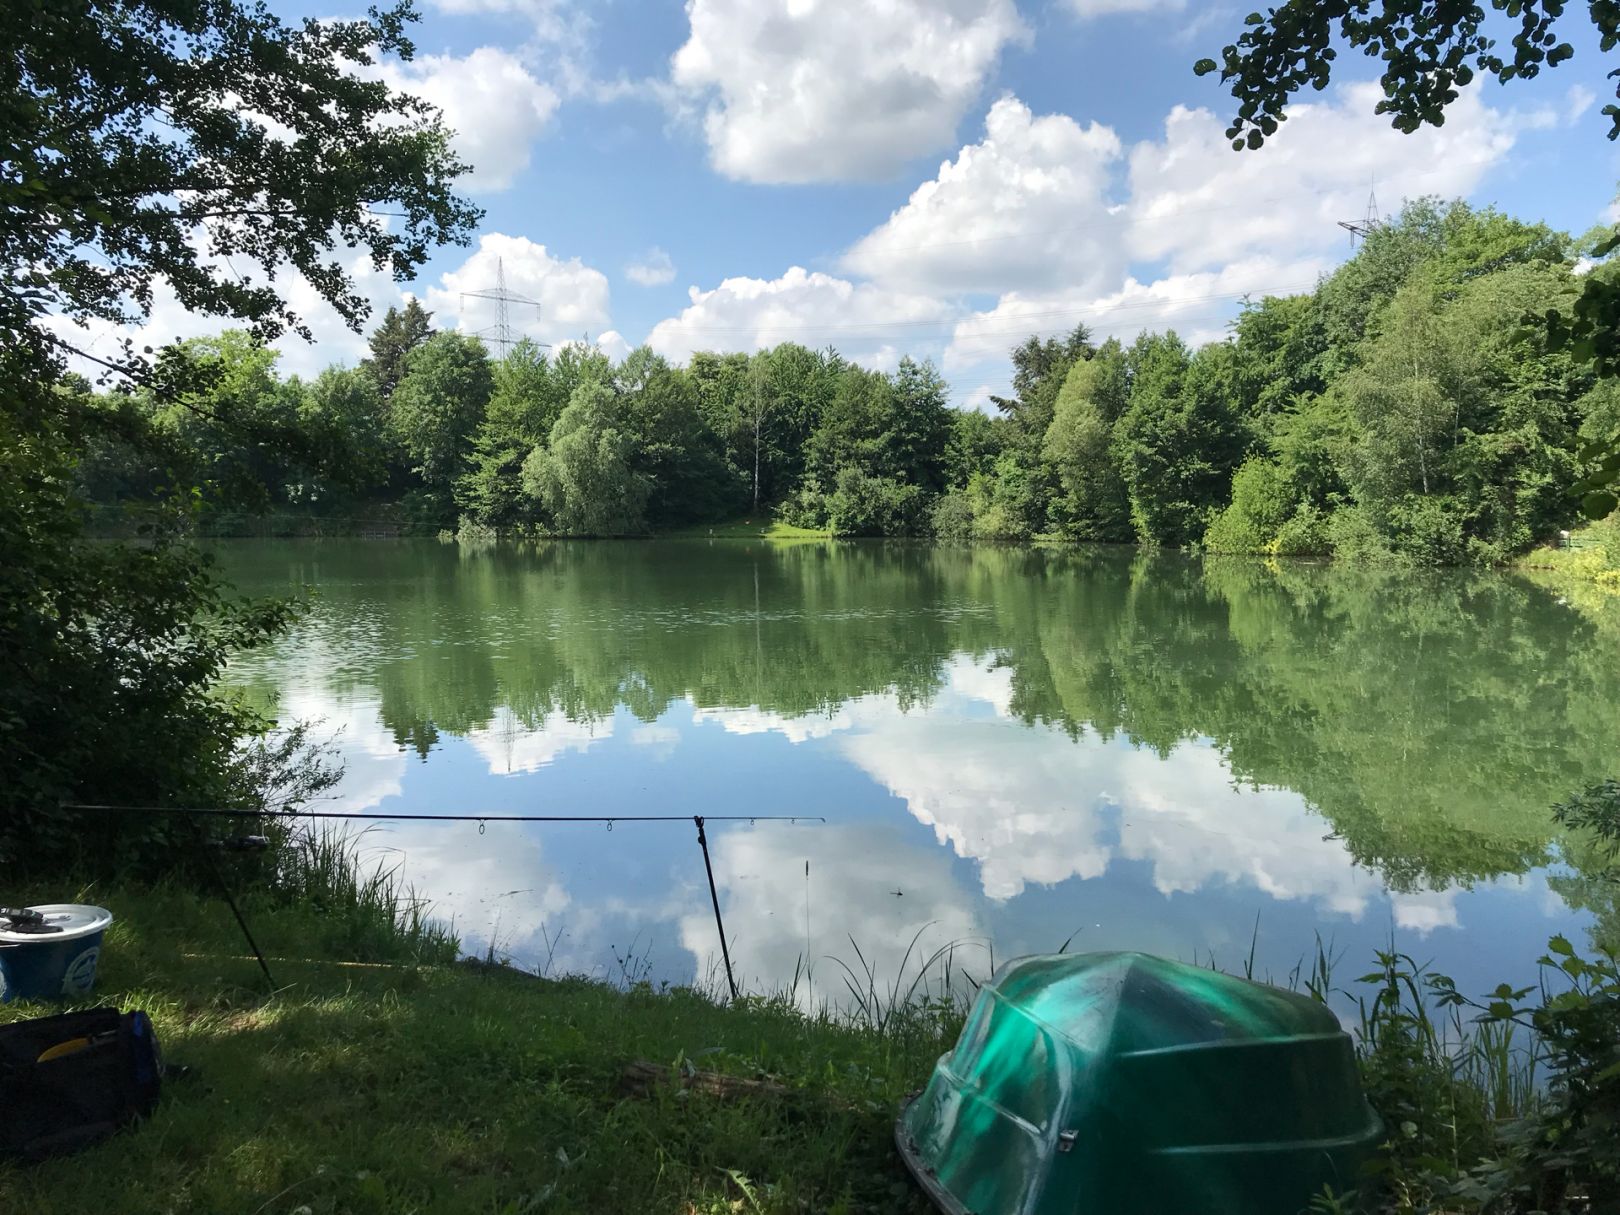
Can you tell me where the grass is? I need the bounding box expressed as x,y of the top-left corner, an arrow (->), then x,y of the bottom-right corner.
0,874 -> 953,1215
1515,517 -> 1620,590
659,516 -> 834,541
6,828 -> 1611,1214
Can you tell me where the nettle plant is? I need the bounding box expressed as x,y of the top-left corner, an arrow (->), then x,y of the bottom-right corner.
1428,937 -> 1620,1213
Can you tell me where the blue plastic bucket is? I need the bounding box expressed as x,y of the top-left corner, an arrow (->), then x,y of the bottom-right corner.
0,905 -> 113,1003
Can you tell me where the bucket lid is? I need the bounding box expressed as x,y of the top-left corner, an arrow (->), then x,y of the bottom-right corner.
0,904 -> 112,945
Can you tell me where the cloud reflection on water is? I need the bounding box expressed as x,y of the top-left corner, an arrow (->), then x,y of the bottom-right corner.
677,822 -> 988,1006
255,655 -> 1564,992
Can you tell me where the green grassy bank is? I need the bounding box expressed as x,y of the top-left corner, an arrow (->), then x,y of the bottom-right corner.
5,807 -> 1616,1214
1516,516 -> 1620,590
0,883 -> 949,1215
658,516 -> 834,541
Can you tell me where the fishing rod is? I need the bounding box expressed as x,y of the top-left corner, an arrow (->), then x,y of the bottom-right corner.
62,805 -> 822,826
60,803 -> 824,1000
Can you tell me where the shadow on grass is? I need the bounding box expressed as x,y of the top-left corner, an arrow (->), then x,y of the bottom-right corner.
2,921 -> 943,1215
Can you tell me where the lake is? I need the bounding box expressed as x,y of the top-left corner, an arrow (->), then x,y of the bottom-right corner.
214,539 -> 1619,1008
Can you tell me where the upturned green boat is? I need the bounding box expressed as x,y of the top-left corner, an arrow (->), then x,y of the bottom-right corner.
896,952 -> 1382,1215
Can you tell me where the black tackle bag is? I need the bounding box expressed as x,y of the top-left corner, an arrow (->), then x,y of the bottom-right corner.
0,1008 -> 164,1162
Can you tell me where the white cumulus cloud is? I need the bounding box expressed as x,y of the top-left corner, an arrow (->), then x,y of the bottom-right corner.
1126,84 -> 1520,275
645,266 -> 956,368
1390,890 -> 1462,936
48,227 -> 407,379
676,822 -> 987,1003
693,705 -> 854,745
1567,84 -> 1597,124
944,253 -> 1331,368
464,707 -> 611,776
375,47 -> 559,192
827,656 -> 1393,913
928,83 -> 1529,372
625,248 -> 676,287
671,0 -> 1027,183
843,96 -> 1125,296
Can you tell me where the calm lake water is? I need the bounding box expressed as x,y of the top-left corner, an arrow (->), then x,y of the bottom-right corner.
214,539 -> 1619,1006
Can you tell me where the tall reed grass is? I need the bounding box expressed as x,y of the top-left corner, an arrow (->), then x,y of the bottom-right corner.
261,823 -> 459,965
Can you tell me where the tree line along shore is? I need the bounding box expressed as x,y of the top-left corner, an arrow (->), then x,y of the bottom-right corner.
72,199 -> 1620,568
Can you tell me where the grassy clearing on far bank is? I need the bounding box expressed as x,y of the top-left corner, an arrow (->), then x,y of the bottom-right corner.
0,882 -> 949,1215
660,516 -> 834,541
1516,516 -> 1620,590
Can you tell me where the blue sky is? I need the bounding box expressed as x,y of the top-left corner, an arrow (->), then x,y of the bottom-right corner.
119,0 -> 1620,407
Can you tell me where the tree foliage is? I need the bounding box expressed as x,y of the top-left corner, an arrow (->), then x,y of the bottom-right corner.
3,0 -> 478,380
0,0 -> 477,868
0,406 -> 295,870
389,332 -> 494,493
364,300 -> 436,401
521,380 -> 650,536
51,198 -> 1620,565
1196,2 -> 1620,518
1114,334 -> 1248,545
1044,341 -> 1132,542
1193,1 -> 1614,150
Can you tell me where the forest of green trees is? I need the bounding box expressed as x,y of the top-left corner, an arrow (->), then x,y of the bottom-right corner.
76,199 -> 1620,566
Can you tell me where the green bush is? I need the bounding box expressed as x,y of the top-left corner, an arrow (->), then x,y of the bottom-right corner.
1326,504 -> 1399,564
1202,504 -> 1265,553
1271,504 -> 1332,555
1204,459 -> 1300,553
1598,515 -> 1620,568
972,500 -> 1032,541
776,477 -> 829,531
1350,934 -> 1620,1214
969,455 -> 1040,541
930,489 -> 976,541
824,468 -> 926,537
1387,495 -> 1469,566
0,416 -> 302,876
960,465 -> 1035,541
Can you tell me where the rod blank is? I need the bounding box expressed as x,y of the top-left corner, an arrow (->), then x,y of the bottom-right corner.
60,804 -> 824,825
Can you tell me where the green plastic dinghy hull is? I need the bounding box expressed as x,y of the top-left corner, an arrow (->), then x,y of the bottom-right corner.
896,952 -> 1381,1215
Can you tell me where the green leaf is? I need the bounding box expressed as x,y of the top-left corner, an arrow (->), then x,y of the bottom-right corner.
1193,58 -> 1218,76
1548,934 -> 1574,957
1593,231 -> 1620,258
1581,491 -> 1619,519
